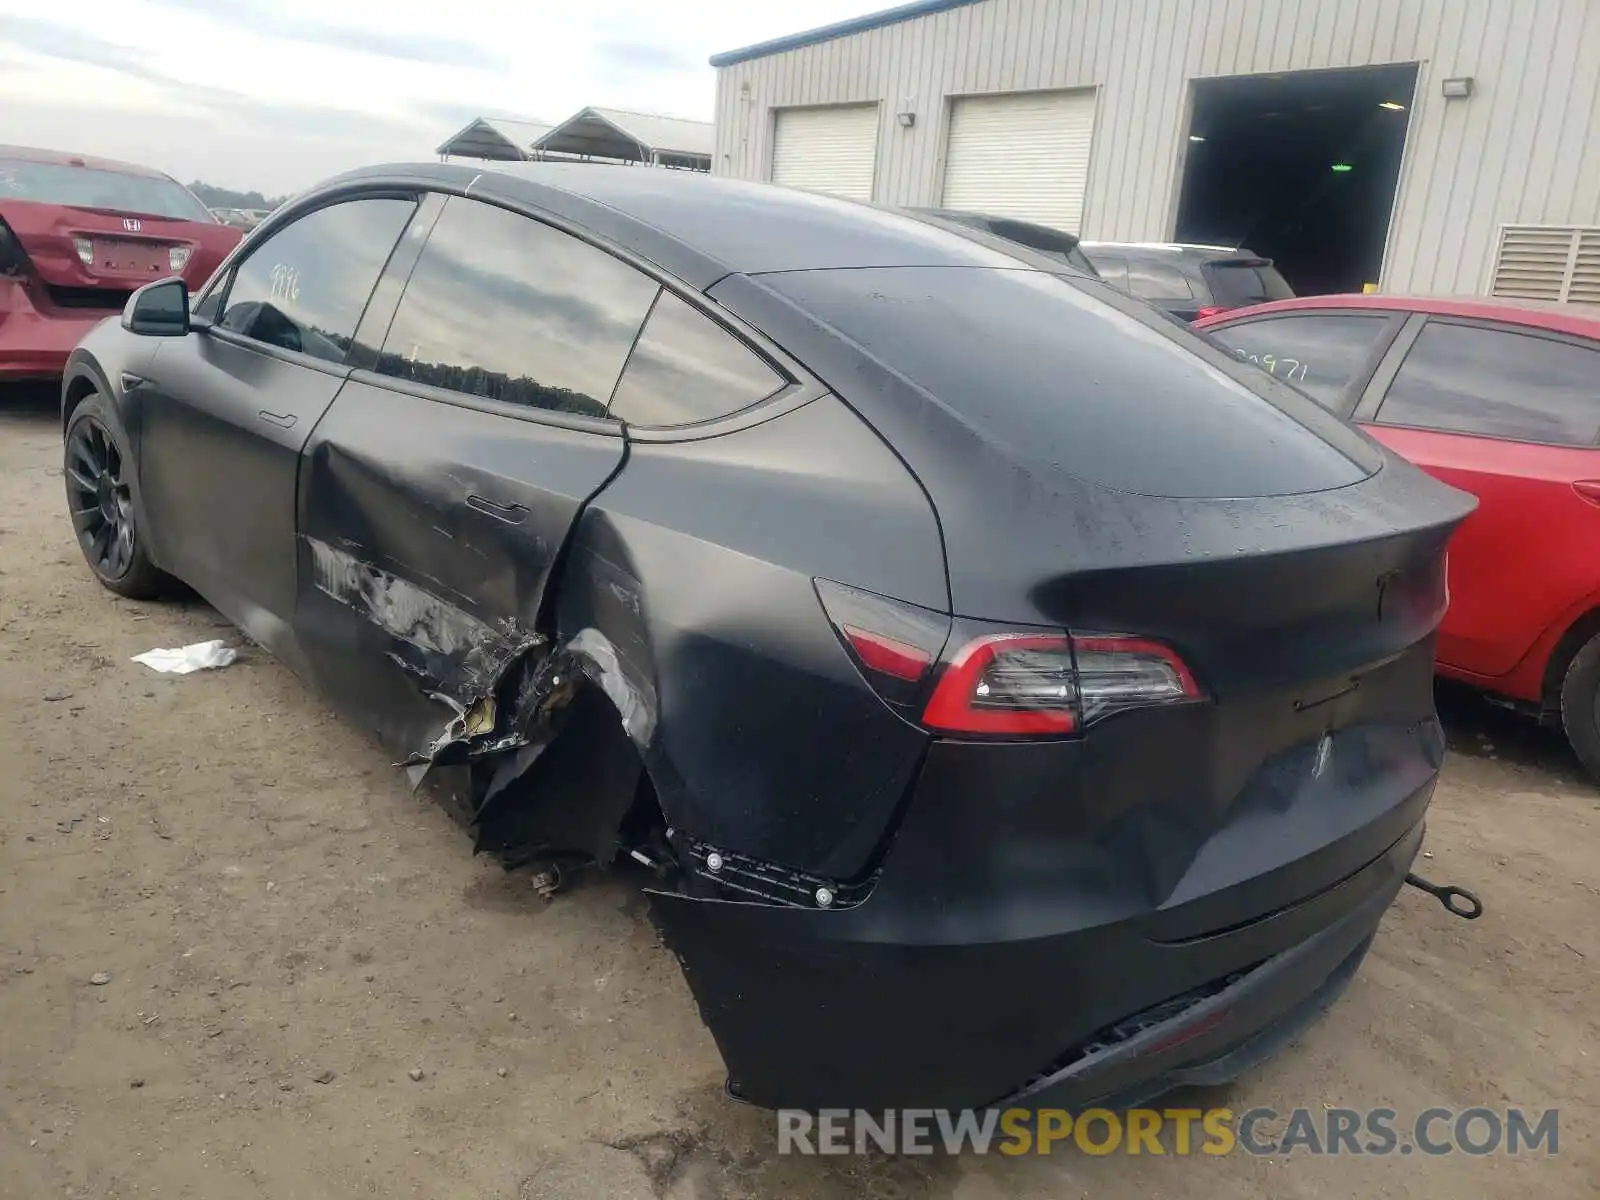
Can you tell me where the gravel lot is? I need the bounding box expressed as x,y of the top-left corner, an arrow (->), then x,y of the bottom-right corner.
2,385 -> 1596,1199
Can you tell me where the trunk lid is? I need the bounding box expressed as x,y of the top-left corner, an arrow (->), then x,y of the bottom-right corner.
0,200 -> 239,308
711,264 -> 1475,922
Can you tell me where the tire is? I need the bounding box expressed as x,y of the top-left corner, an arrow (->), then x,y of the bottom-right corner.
1558,631 -> 1600,781
63,391 -> 166,600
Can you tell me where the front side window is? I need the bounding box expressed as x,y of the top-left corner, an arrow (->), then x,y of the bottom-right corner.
1376,322 -> 1600,446
219,197 -> 416,364
1207,313 -> 1393,411
376,196 -> 659,418
608,292 -> 786,427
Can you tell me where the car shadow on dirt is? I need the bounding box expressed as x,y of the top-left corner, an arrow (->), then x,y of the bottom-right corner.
0,381 -> 58,422
1435,680 -> 1592,788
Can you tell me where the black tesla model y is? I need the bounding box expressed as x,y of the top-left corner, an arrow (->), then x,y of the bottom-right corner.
60,163 -> 1474,1111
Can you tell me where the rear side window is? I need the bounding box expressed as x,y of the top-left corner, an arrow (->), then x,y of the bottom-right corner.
1207,313 -> 1393,411
1376,322 -> 1600,446
376,196 -> 658,418
608,292 -> 785,427
1204,260 -> 1294,306
1122,257 -> 1196,301
219,197 -> 416,364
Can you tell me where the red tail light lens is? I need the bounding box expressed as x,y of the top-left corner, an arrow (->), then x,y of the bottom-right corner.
922,632 -> 1199,737
815,579 -> 951,712
1193,305 -> 1229,321
923,634 -> 1078,734
841,625 -> 932,682
0,218 -> 32,276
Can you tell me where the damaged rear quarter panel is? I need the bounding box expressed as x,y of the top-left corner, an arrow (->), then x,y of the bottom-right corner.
557,394 -> 946,881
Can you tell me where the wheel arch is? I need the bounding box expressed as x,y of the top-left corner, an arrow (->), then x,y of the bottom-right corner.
1541,605 -> 1600,714
472,662 -> 661,870
61,353 -> 111,434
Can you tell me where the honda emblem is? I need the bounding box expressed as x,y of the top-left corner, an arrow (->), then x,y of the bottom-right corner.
123,218 -> 141,232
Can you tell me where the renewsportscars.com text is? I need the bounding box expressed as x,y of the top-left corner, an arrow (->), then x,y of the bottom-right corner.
777,1106 -> 1559,1157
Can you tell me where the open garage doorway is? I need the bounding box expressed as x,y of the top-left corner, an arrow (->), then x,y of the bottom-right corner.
1175,64 -> 1418,296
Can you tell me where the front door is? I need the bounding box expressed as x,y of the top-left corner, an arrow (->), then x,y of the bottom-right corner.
134,195 -> 418,658
291,193 -> 661,759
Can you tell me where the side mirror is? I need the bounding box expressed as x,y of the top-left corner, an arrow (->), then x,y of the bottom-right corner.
122,277 -> 191,337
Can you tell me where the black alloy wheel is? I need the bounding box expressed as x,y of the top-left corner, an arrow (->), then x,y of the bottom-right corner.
63,396 -> 164,599
66,416 -> 137,579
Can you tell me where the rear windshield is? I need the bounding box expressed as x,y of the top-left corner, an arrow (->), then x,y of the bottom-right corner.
0,160 -> 214,222
760,266 -> 1379,499
1204,259 -> 1294,306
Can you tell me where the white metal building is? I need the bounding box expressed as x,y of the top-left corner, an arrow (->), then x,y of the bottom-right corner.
711,0 -> 1600,301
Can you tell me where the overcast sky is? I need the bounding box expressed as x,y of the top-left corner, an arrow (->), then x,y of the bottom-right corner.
0,0 -> 871,194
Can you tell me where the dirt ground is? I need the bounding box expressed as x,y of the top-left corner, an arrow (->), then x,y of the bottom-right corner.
1,386 -> 1596,1200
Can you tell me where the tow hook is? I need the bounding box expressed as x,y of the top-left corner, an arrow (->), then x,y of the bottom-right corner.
1404,873 -> 1484,920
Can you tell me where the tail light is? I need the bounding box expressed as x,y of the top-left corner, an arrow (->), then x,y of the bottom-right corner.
0,218 -> 32,276
922,631 -> 1199,737
816,578 -> 1200,736
1194,305 -> 1229,321
815,579 -> 949,711
169,245 -> 192,272
73,235 -> 94,266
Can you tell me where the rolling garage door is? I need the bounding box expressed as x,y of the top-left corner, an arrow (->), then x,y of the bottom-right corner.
941,90 -> 1097,233
771,105 -> 880,200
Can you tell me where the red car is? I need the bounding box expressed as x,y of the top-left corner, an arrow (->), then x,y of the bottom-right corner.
0,145 -> 240,381
1197,294 -> 1600,775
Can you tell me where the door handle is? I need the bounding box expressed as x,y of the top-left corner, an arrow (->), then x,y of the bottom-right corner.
257,410 -> 297,429
466,493 -> 529,524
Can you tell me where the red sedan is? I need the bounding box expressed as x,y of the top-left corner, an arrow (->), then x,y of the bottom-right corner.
1197,294 -> 1600,775
0,145 -> 240,381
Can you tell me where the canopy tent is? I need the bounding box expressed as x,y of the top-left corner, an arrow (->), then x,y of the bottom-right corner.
532,107 -> 713,171
435,117 -> 554,161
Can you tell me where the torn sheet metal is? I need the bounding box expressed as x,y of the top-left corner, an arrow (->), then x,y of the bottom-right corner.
306,536 -> 548,779
469,628 -> 659,845
310,536 -> 659,849
561,627 -> 656,748
472,630 -> 641,806
309,537 -> 507,665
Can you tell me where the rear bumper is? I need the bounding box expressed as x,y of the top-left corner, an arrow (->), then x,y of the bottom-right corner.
1006,850 -> 1401,1110
649,725 -> 1438,1110
0,282 -> 114,380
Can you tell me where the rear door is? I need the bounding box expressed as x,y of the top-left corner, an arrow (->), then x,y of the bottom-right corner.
133,193 -> 419,658
293,193 -> 660,758
1202,308 -> 1407,414
1354,317 -> 1600,678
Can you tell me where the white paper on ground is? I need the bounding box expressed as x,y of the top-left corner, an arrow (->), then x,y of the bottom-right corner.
130,640 -> 238,675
